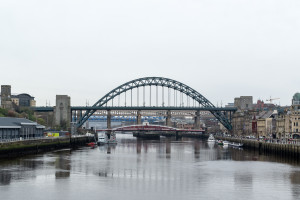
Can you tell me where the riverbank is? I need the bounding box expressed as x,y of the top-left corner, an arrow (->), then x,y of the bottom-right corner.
0,136 -> 94,159
217,136 -> 300,158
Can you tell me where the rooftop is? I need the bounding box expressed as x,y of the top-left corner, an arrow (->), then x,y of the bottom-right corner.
0,117 -> 44,128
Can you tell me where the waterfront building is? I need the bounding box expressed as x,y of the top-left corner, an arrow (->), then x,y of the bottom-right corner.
273,93 -> 300,139
252,115 -> 257,136
275,110 -> 286,139
256,110 -> 276,138
0,117 -> 44,141
254,93 -> 300,140
288,93 -> 300,139
232,110 -> 254,136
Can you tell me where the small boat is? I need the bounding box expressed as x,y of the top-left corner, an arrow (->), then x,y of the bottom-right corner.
229,142 -> 244,147
98,134 -> 106,145
223,141 -> 229,146
97,132 -> 117,145
87,142 -> 97,148
207,134 -> 216,142
217,140 -> 223,145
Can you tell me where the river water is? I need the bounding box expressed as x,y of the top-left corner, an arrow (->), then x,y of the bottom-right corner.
1,134 -> 300,200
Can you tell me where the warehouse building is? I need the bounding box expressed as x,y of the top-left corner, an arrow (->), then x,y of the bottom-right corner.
0,117 -> 45,141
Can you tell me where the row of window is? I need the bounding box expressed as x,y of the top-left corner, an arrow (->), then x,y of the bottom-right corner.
0,128 -> 43,140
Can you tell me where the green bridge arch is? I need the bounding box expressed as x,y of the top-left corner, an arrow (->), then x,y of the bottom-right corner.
76,77 -> 233,130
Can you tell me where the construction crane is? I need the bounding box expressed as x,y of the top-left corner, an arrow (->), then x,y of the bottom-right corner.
266,97 -> 280,104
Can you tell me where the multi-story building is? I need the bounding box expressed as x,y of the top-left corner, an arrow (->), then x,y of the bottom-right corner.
289,93 -> 300,139
263,93 -> 300,140
230,93 -> 300,139
256,110 -> 276,138
12,93 -> 36,107
232,96 -> 256,136
234,96 -> 253,110
1,85 -> 36,110
276,111 -> 286,139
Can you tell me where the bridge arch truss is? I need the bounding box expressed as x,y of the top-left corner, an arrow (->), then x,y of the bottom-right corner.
76,77 -> 233,130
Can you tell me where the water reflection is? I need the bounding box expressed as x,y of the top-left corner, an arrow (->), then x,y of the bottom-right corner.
0,155 -> 44,185
0,171 -> 11,185
1,135 -> 300,200
54,149 -> 71,179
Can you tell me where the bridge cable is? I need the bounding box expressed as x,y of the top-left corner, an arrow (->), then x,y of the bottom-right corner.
143,86 -> 145,106
156,85 -> 158,107
162,86 -> 164,107
168,87 -> 170,107
137,87 -> 139,106
150,86 -> 151,106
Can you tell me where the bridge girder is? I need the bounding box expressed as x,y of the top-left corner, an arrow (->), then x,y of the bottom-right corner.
76,110 -> 211,117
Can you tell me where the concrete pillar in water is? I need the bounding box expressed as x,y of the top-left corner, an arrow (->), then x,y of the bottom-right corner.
175,131 -> 181,140
194,110 -> 201,129
107,110 -> 111,129
166,110 -> 172,127
137,110 -> 142,125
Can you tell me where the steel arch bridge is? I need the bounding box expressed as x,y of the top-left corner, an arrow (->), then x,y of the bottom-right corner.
76,77 -> 234,130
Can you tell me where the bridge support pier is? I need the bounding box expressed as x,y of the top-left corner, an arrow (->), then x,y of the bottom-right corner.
137,110 -> 142,125
107,110 -> 111,129
166,110 -> 172,127
175,131 -> 182,140
194,110 -> 201,129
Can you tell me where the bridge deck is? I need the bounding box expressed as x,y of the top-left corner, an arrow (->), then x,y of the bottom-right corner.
33,106 -> 237,112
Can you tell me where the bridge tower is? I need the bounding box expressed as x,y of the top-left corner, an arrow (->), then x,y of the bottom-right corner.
107,110 -> 112,129
137,110 -> 142,125
194,110 -> 201,129
54,95 -> 71,128
166,110 -> 172,127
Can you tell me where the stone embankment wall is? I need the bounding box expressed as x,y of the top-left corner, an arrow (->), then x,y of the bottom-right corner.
217,136 -> 300,157
0,136 -> 94,158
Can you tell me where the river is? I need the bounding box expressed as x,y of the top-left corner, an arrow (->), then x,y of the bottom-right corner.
1,134 -> 300,200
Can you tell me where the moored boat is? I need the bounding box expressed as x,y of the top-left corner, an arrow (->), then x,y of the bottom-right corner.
223,141 -> 229,146
228,142 -> 244,147
87,142 -> 97,148
217,140 -> 223,145
97,131 -> 117,145
207,134 -> 216,142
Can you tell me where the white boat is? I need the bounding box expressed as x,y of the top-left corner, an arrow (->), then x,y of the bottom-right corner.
97,132 -> 117,145
223,141 -> 230,146
98,133 -> 106,145
229,142 -> 243,147
207,134 -> 216,142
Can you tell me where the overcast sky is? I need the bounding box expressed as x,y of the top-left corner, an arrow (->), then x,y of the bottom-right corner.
1,0 -> 299,107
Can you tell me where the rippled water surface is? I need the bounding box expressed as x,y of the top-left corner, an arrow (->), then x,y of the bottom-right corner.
1,134 -> 300,200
